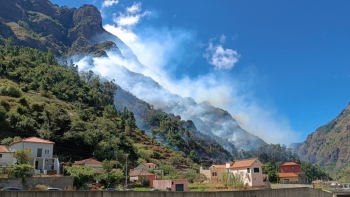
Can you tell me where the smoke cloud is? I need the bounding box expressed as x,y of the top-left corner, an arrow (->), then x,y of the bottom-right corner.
77,2 -> 300,146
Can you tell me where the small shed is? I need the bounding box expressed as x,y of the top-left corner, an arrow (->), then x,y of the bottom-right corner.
153,179 -> 188,192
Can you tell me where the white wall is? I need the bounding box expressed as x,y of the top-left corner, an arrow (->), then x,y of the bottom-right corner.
229,161 -> 264,187
0,152 -> 13,165
10,142 -> 53,158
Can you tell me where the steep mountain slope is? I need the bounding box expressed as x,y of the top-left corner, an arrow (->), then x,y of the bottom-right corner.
0,0 -> 266,156
0,44 -> 204,170
297,103 -> 350,181
0,0 -> 119,56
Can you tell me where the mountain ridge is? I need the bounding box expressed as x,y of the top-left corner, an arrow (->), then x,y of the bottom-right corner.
0,0 -> 266,159
296,102 -> 350,181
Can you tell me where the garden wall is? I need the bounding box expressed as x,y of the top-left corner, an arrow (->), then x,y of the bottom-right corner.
0,187 -> 333,197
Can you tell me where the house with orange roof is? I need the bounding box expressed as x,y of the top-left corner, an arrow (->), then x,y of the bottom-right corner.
278,162 -> 301,183
9,136 -> 60,174
200,158 -> 267,187
0,145 -> 13,165
200,164 -> 228,183
73,158 -> 103,171
227,158 -> 266,187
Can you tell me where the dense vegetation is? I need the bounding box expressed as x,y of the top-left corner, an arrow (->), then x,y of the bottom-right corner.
0,42 -> 197,173
0,41 -> 329,186
143,110 -> 233,163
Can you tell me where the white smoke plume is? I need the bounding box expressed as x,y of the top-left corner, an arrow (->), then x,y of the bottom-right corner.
77,2 -> 300,146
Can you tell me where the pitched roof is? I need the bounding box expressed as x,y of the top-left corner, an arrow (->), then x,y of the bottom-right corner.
10,137 -> 54,146
280,162 -> 300,166
129,168 -> 155,177
211,164 -> 226,169
278,172 -> 299,178
74,158 -> 102,165
0,145 -> 10,153
230,158 -> 258,168
143,163 -> 157,167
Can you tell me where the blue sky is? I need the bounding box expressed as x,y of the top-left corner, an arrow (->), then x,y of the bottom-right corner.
51,0 -> 350,144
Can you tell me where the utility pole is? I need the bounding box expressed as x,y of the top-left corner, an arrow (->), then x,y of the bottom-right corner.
125,154 -> 129,189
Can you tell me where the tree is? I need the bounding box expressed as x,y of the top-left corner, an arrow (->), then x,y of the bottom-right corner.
184,170 -> 199,183
189,150 -> 199,163
140,176 -> 150,187
7,164 -> 34,182
14,149 -> 32,164
65,165 -> 95,189
301,161 -> 328,182
262,162 -> 277,182
169,156 -> 179,166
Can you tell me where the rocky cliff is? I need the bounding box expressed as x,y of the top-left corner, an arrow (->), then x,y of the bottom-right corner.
0,0 -> 118,56
296,103 -> 350,180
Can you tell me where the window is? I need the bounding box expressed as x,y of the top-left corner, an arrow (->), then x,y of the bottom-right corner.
212,172 -> 217,176
253,168 -> 260,173
247,168 -> 250,173
291,166 -> 295,170
285,167 -> 288,170
45,150 -> 49,154
0,154 -> 2,158
37,148 -> 42,157
254,178 -> 256,181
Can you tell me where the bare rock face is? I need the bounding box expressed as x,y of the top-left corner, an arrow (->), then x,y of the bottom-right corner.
68,5 -> 104,42
0,0 -> 120,56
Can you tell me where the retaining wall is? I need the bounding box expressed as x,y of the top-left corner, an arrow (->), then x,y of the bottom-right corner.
0,176 -> 74,189
271,183 -> 314,189
0,188 -> 333,197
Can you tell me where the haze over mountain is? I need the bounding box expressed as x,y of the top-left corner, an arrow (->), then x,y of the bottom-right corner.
2,0 -> 349,179
0,0 -> 267,156
296,103 -> 350,181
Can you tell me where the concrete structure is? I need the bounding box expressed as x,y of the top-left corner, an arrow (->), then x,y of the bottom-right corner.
129,168 -> 157,186
9,137 -> 60,174
200,158 -> 267,187
278,162 -> 301,183
0,176 -> 74,189
153,179 -> 189,191
0,188 -> 333,197
0,145 -> 13,165
271,183 -> 313,189
73,158 -> 103,172
200,164 -> 226,182
135,162 -> 163,175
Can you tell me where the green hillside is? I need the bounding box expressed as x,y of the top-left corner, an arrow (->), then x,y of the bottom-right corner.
0,43 -> 201,171
297,103 -> 350,182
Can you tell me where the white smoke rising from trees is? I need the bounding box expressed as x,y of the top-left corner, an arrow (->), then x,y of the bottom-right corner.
78,2 -> 300,146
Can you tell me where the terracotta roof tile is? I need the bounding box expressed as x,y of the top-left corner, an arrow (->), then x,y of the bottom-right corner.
230,158 -> 258,168
278,172 -> 299,178
280,162 -> 300,166
0,145 -> 10,153
10,137 -> 54,146
74,158 -> 102,165
143,163 -> 157,167
211,164 -> 226,169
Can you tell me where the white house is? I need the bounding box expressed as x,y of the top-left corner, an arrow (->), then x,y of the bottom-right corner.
227,158 -> 266,187
200,158 -> 267,187
0,145 -> 13,165
9,137 -> 60,174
